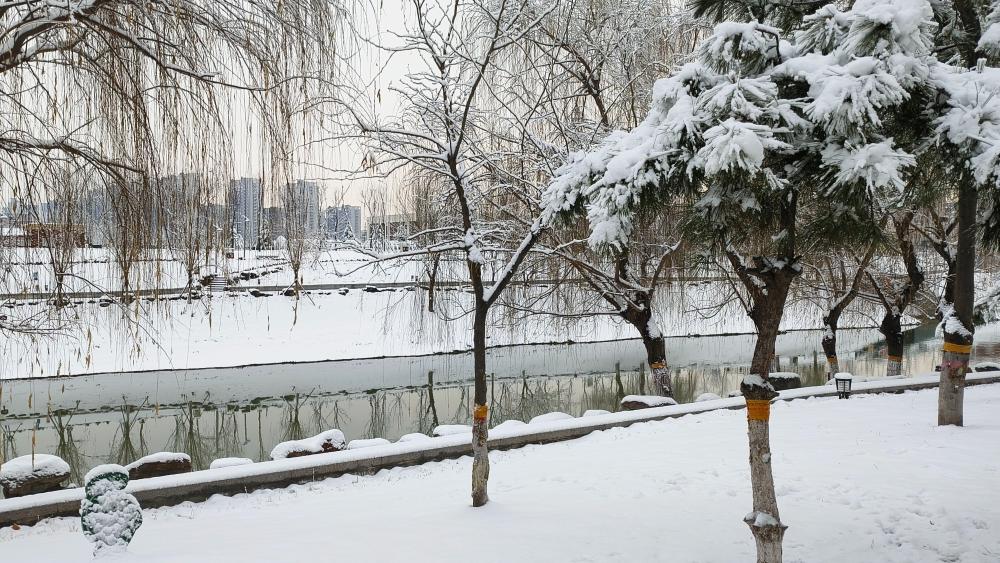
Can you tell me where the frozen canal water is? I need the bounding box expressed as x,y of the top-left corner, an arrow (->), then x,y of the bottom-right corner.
2,323 -> 998,483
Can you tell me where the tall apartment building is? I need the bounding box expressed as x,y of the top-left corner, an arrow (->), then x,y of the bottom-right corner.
230,177 -> 263,248
284,180 -> 322,237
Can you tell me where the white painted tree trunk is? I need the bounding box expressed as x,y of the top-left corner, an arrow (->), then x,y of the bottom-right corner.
471,407 -> 489,506
938,349 -> 967,426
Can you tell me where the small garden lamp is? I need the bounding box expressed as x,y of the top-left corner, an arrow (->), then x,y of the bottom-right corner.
834,372 -> 853,399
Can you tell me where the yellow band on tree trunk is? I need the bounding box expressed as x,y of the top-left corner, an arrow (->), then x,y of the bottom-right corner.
650,361 -> 666,369
887,355 -> 902,362
746,399 -> 770,421
942,341 -> 972,354
474,404 -> 488,421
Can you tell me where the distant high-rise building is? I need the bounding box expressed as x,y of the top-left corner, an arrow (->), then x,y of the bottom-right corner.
285,180 -> 322,237
325,204 -> 361,240
230,177 -> 262,248
81,188 -> 110,246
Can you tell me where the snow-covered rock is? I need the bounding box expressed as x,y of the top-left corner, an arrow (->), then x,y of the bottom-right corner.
432,425 -> 472,437
270,429 -> 347,460
973,361 -> 1000,372
582,409 -> 612,417
528,412 -> 574,424
347,438 -> 391,450
621,395 -> 678,410
125,452 -> 192,480
209,458 -> 254,470
0,454 -> 70,498
768,372 -> 802,391
695,393 -> 723,402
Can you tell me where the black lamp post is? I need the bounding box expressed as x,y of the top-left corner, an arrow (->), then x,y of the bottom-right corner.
834,373 -> 853,399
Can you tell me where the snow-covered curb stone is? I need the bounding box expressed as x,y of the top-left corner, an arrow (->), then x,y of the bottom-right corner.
2,372 -> 999,527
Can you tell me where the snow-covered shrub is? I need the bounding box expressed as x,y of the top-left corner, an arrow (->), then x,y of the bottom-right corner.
80,464 -> 142,554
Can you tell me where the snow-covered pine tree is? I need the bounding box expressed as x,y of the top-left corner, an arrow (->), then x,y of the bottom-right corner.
780,0 -> 946,379
931,0 -> 1000,425
544,17 -> 815,561
543,1 -> 966,560
80,464 -> 143,554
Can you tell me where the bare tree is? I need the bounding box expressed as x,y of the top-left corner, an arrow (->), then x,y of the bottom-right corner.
801,241 -> 879,378
863,212 -> 930,377
337,0 -> 554,506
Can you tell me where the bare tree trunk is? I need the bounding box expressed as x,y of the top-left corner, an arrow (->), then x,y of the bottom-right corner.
427,370 -> 439,428
821,315 -> 839,379
741,272 -> 793,563
939,178 -> 976,426
641,333 -> 671,397
471,304 -> 490,507
427,254 -> 440,313
880,312 -> 904,377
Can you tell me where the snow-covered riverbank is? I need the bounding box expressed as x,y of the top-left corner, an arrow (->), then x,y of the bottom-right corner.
1,280 -> 865,378
2,384 -> 998,562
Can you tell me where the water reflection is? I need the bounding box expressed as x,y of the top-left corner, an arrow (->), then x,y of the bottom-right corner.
3,325 -> 999,483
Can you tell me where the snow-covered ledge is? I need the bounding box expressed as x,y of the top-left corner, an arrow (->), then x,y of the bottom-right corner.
1,371 -> 998,528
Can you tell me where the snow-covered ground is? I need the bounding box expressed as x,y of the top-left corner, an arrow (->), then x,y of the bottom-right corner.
2,384 -> 998,562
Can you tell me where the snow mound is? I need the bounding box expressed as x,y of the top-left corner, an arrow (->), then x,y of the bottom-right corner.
347,438 -> 391,450
528,412 -> 574,424
1,454 -> 70,485
492,420 -> 527,431
125,452 -> 191,470
582,409 -> 612,417
397,433 -> 431,443
695,393 -> 723,402
432,425 -> 472,437
209,458 -> 254,470
270,429 -> 347,460
973,362 -> 1000,372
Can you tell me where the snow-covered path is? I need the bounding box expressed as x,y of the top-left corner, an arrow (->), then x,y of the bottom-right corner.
3,386 -> 1000,562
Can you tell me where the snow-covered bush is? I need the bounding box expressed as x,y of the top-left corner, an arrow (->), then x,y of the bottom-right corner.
80,464 -> 142,554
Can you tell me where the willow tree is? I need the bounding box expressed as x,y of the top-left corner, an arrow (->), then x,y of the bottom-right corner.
0,0 -> 343,333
